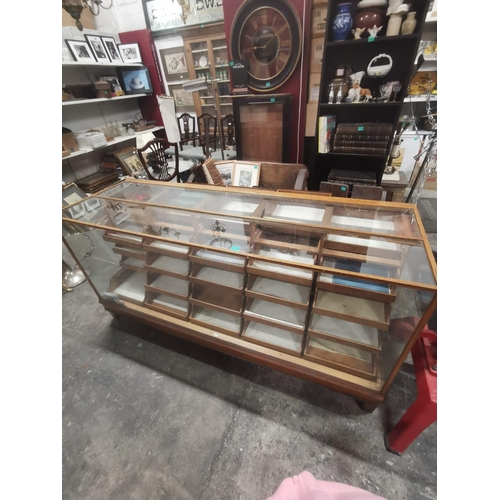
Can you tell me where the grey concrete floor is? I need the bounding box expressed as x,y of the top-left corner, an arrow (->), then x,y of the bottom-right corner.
62,282 -> 437,500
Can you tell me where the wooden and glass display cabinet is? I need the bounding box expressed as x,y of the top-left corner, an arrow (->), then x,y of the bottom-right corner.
62,180 -> 437,411
183,34 -> 233,119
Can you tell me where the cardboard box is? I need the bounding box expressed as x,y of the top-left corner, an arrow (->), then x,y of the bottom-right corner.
62,8 -> 95,30
305,103 -> 318,137
311,6 -> 328,35
62,132 -> 80,154
308,73 -> 321,103
310,39 -> 324,73
424,171 -> 437,190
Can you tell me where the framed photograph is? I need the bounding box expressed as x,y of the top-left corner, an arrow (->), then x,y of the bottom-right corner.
233,162 -> 261,188
114,147 -> 147,177
62,183 -> 87,219
84,35 -> 110,63
100,36 -> 122,63
84,197 -> 101,212
172,88 -> 194,107
164,52 -> 187,75
214,161 -> 234,186
118,43 -> 142,63
117,66 -> 153,95
65,39 -> 96,63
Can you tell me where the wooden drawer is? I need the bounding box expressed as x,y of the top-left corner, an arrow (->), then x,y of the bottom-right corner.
145,274 -> 190,300
242,320 -> 304,356
304,336 -> 379,382
144,253 -> 191,278
189,305 -> 242,337
245,275 -> 311,311
189,263 -> 245,293
189,284 -> 244,316
145,291 -> 190,319
312,289 -> 390,330
143,239 -> 191,260
308,313 -> 382,354
108,269 -> 147,306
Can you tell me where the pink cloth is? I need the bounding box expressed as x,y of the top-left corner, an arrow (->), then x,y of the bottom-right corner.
265,471 -> 386,500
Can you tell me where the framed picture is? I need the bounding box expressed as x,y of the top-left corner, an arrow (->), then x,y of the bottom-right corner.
172,88 -> 194,107
62,183 -> 87,219
117,66 -> 153,95
114,147 -> 147,177
164,52 -> 187,75
214,161 -> 234,186
118,43 -> 142,63
84,35 -> 110,63
100,36 -> 122,63
233,162 -> 261,188
65,39 -> 96,63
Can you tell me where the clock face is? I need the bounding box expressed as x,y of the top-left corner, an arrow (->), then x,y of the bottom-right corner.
230,0 -> 302,92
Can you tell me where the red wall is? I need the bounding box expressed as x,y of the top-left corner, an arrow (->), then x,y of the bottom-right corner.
222,0 -> 312,164
119,30 -> 166,135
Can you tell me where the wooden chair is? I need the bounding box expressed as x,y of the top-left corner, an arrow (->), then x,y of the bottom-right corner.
320,181 -> 349,197
177,112 -> 198,150
211,114 -> 237,161
351,184 -> 383,200
137,138 -> 180,182
197,113 -> 218,156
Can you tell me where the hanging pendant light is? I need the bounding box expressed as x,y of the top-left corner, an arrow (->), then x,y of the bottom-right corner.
62,0 -> 115,31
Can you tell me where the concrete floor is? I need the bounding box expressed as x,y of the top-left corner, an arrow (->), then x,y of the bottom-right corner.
62,279 -> 437,500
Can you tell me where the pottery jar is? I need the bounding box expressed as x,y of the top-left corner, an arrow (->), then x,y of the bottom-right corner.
387,12 -> 404,36
401,11 -> 417,34
332,3 -> 353,41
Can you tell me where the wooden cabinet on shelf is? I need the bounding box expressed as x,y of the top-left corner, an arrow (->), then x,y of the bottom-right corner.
183,34 -> 233,121
63,180 -> 437,411
309,0 -> 432,191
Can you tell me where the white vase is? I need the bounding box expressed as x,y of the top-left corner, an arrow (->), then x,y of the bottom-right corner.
386,13 -> 403,36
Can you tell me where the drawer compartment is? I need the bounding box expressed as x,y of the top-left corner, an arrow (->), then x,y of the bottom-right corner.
242,320 -> 304,356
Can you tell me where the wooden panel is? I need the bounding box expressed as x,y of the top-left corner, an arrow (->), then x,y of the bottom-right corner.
238,102 -> 284,162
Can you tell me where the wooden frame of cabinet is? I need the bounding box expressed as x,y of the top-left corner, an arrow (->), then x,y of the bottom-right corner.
62,179 -> 437,412
183,32 -> 233,128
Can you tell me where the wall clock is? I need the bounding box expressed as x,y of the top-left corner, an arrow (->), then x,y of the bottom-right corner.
230,0 -> 302,92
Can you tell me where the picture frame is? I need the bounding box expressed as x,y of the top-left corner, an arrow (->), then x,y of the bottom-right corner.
100,36 -> 123,63
172,88 -> 194,107
214,161 -> 234,186
118,43 -> 142,64
62,183 -> 87,219
232,162 -> 261,188
114,147 -> 147,177
117,66 -> 153,95
65,39 -> 96,63
164,52 -> 188,75
84,35 -> 110,63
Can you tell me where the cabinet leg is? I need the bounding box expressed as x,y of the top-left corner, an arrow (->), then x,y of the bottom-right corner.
355,399 -> 378,413
109,311 -> 121,321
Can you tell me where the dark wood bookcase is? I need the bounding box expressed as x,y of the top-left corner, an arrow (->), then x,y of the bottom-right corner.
308,0 -> 431,191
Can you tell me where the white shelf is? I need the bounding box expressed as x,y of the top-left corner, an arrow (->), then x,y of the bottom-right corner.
191,49 -> 208,53
404,95 -> 437,102
62,61 -> 144,68
218,79 -> 230,83
63,127 -> 164,160
213,46 -> 227,50
62,94 -> 148,106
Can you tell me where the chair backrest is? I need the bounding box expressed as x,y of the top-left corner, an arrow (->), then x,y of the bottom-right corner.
351,184 -> 383,200
177,113 -> 197,147
320,181 -> 349,197
137,138 -> 180,182
197,113 -> 218,154
259,162 -> 309,191
220,114 -> 236,149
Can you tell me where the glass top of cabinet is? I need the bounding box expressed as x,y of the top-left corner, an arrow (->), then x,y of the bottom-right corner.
62,180 -> 436,288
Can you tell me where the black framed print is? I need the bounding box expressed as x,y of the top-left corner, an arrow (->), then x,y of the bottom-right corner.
118,43 -> 142,64
100,36 -> 123,64
65,39 -> 96,63
84,35 -> 110,63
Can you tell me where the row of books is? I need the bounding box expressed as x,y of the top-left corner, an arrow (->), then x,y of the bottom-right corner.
318,120 -> 393,155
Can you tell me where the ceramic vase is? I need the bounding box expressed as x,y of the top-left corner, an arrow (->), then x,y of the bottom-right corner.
332,3 -> 353,41
386,12 -> 404,36
401,11 -> 417,34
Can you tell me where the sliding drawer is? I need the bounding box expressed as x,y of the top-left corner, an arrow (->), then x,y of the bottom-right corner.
189,263 -> 245,293
242,320 -> 304,356
145,274 -> 190,300
145,292 -> 190,319
108,268 -> 146,306
144,253 -> 191,278
189,305 -> 242,337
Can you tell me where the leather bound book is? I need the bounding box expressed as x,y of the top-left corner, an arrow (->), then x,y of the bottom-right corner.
332,146 -> 388,155
336,123 -> 393,135
333,134 -> 391,142
333,139 -> 389,148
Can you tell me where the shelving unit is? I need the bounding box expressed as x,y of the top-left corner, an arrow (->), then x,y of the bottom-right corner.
308,0 -> 432,191
62,51 -> 164,184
